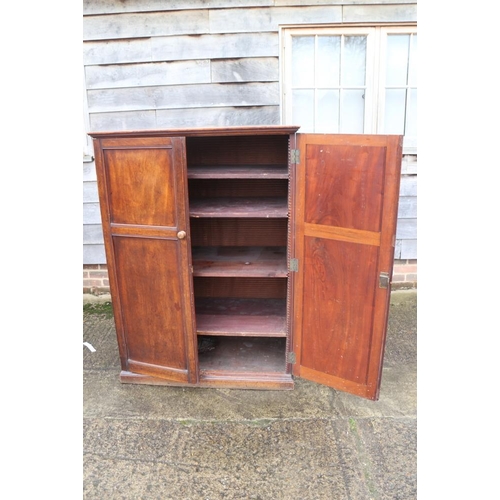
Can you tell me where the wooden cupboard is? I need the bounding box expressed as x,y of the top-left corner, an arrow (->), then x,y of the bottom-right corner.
90,126 -> 402,400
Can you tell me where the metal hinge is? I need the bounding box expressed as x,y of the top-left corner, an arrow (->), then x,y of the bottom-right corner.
290,149 -> 300,164
287,352 -> 296,364
289,258 -> 298,272
379,272 -> 390,289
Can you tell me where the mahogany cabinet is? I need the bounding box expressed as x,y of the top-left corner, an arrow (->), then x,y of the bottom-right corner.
90,126 -> 402,400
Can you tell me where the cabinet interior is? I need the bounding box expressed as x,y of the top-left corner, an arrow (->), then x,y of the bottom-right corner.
186,135 -> 291,377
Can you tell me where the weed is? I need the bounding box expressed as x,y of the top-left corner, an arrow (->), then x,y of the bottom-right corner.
83,302 -> 114,318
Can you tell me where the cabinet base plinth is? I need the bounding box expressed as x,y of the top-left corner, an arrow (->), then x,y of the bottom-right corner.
119,370 -> 294,390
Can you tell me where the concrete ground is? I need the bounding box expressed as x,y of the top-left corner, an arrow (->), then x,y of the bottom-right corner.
83,290 -> 417,500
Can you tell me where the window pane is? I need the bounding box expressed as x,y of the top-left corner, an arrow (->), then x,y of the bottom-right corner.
316,89 -> 339,133
292,36 -> 315,88
408,34 -> 417,87
386,35 -> 410,87
342,36 -> 367,87
384,88 -> 406,134
292,89 -> 314,132
316,36 -> 341,87
406,88 -> 417,137
341,89 -> 364,133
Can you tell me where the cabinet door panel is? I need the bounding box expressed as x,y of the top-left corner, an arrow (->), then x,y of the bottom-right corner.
113,236 -> 192,381
301,237 -> 378,381
293,134 -> 402,400
304,144 -> 385,231
104,147 -> 178,227
94,136 -> 197,383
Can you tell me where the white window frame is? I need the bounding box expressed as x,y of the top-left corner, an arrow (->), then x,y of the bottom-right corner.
280,24 -> 417,154
377,25 -> 417,153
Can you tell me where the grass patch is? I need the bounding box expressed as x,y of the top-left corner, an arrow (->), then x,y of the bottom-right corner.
83,301 -> 114,318
349,417 -> 358,432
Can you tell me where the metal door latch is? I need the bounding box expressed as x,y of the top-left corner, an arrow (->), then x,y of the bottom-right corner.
379,272 -> 390,289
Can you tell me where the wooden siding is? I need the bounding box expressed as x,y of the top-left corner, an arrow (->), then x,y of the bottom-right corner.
83,33 -> 280,65
87,82 -> 280,113
83,1 -> 417,265
84,0 -> 417,16
83,158 -> 105,264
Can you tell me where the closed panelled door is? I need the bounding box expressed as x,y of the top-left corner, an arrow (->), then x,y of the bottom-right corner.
94,136 -> 198,384
293,134 -> 402,400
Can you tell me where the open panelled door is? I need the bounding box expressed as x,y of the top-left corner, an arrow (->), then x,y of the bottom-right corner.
94,136 -> 198,384
292,134 -> 402,400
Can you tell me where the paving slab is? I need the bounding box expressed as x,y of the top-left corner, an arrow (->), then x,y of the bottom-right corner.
83,290 -> 417,499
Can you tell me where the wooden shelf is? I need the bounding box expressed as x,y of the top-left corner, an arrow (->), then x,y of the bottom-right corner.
195,298 -> 287,337
188,165 -> 288,179
189,197 -> 288,218
192,246 -> 287,277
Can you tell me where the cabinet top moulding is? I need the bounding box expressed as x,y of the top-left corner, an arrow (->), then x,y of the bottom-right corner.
88,125 -> 301,139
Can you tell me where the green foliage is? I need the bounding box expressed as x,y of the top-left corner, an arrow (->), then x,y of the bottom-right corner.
83,301 -> 114,318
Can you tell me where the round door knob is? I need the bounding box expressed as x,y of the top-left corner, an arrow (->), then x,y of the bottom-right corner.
177,230 -> 187,240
